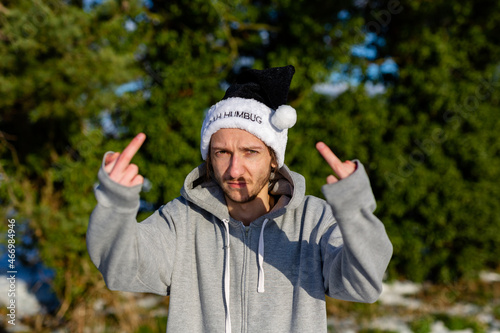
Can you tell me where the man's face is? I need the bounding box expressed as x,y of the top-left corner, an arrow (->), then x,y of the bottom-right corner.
210,128 -> 277,205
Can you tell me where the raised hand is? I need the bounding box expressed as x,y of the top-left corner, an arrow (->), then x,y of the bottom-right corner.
315,142 -> 356,184
104,133 -> 146,187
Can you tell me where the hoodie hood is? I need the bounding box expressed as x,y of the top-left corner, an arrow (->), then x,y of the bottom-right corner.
180,163 -> 306,223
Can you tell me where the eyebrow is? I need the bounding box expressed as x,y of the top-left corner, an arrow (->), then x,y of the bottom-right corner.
241,146 -> 265,151
211,145 -> 265,152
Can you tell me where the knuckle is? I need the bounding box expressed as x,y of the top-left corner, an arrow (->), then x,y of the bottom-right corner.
109,173 -> 121,182
128,164 -> 139,173
129,175 -> 144,187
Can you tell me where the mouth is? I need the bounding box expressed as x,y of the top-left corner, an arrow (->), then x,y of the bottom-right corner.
226,181 -> 247,189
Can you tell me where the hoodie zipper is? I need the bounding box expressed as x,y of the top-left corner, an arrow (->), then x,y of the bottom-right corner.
226,220 -> 269,333
241,223 -> 250,333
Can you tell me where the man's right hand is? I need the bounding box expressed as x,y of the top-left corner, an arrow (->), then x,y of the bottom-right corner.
104,133 -> 146,187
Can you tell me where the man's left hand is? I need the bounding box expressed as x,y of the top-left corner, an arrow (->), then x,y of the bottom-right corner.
316,142 -> 357,184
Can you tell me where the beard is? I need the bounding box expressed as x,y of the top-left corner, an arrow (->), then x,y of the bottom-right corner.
214,169 -> 272,205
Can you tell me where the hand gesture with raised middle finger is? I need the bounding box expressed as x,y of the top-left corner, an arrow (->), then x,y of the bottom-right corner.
315,141 -> 357,184
104,133 -> 146,187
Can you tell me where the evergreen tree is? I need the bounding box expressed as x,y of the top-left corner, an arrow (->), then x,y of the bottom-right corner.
1,0 -> 500,330
358,0 -> 500,282
0,0 -> 149,325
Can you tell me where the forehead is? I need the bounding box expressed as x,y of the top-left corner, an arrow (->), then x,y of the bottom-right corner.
210,128 -> 267,148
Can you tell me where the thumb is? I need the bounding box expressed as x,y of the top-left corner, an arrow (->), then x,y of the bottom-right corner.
104,152 -> 120,174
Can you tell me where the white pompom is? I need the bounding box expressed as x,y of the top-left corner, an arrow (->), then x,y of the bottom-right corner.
271,105 -> 297,130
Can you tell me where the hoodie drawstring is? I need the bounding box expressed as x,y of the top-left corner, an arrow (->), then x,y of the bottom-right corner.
257,218 -> 269,293
222,219 -> 232,333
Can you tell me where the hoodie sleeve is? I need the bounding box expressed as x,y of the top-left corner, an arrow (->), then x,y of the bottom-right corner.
86,153 -> 175,296
319,160 -> 392,303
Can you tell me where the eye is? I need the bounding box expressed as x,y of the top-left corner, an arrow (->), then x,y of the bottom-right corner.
245,149 -> 260,156
214,150 -> 228,157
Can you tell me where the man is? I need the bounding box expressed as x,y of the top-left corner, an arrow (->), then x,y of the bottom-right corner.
87,65 -> 392,333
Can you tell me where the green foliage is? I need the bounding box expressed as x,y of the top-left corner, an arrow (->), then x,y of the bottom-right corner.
0,0 -> 149,325
1,0 -> 500,330
435,313 -> 487,333
409,315 -> 434,333
410,313 -> 488,333
357,329 -> 398,333
493,305 -> 500,320
364,0 -> 500,282
134,316 -> 168,333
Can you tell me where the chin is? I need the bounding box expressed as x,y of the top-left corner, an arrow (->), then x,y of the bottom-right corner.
224,191 -> 257,205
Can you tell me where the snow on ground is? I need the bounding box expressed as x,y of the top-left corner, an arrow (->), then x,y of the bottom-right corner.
480,271 -> 500,283
379,280 -> 422,309
1,274 -> 500,332
0,277 -> 41,317
370,279 -> 500,333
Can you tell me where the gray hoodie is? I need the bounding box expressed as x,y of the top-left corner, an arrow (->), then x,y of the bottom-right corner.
87,156 -> 392,333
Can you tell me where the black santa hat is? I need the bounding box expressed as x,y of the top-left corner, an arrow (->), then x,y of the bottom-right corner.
200,65 -> 297,167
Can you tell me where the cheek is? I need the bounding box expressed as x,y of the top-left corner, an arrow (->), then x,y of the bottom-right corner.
211,158 -> 228,177
251,159 -> 273,177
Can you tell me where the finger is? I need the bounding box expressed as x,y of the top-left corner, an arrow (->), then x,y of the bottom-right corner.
111,133 -> 146,176
129,174 -> 144,187
119,163 -> 140,185
104,152 -> 120,174
316,142 -> 343,169
344,160 -> 357,174
345,160 -> 356,167
315,142 -> 350,179
326,175 -> 338,184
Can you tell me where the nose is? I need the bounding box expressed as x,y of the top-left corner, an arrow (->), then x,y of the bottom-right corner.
228,154 -> 244,179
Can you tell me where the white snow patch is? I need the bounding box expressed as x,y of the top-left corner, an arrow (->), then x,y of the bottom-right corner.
369,316 -> 413,333
379,281 -> 422,308
0,277 -> 42,317
480,271 -> 500,283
